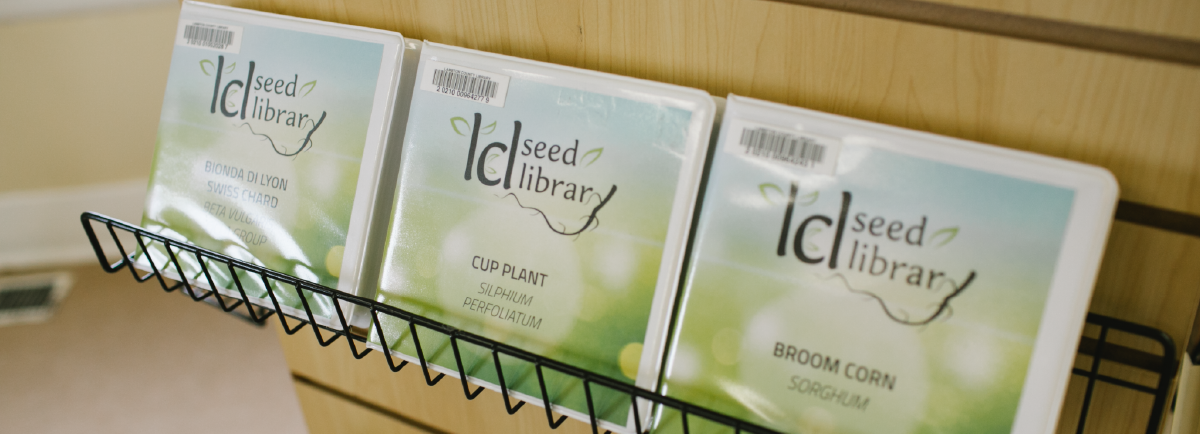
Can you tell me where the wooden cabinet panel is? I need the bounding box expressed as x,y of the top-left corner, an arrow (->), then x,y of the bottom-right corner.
1090,222 -> 1200,353
1057,221 -> 1200,433
210,0 -> 1200,216
201,0 -> 1200,431
1056,372 -> 1161,434
278,325 -> 595,434
294,379 -> 432,433
917,0 -> 1200,41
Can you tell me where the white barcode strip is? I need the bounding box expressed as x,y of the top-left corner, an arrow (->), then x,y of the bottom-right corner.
183,24 -> 234,50
432,68 -> 499,100
739,127 -> 827,168
419,60 -> 510,107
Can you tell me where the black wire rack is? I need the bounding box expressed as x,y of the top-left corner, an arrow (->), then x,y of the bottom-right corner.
81,211 -> 1180,434
1071,315 -> 1177,434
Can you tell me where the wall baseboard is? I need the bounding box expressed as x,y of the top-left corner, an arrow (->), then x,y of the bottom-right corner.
0,180 -> 146,270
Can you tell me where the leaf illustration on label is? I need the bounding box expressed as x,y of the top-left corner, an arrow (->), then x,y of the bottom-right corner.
450,117 -> 470,136
199,59 -> 215,76
758,183 -> 783,205
299,80 -> 317,97
486,154 -> 499,174
798,191 -> 819,206
930,227 -> 959,247
226,88 -> 239,109
224,62 -> 236,74
804,226 -> 823,252
481,121 -> 497,135
581,148 -> 603,167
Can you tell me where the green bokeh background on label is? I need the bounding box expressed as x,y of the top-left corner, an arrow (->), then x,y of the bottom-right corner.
141,16 -> 384,317
660,141 -> 1075,434
375,70 -> 696,424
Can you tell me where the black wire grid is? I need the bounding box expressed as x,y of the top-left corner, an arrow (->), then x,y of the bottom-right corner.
1071,315 -> 1177,434
82,212 -> 780,434
81,211 -> 1179,434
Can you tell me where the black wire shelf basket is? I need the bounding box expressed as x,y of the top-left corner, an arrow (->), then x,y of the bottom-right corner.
80,211 -> 1179,434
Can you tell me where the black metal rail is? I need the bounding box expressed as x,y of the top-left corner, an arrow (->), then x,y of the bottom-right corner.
81,211 -> 1179,433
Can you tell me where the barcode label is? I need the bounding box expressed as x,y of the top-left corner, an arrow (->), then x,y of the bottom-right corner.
725,119 -> 841,175
419,60 -> 510,107
433,68 -> 499,99
176,21 -> 243,54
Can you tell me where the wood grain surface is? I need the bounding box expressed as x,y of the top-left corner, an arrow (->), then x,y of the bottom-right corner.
1091,222 -> 1200,357
206,0 -> 1200,217
912,0 -> 1200,41
187,0 -> 1200,432
277,324 -> 597,434
294,377 -> 435,433
766,0 -> 1200,66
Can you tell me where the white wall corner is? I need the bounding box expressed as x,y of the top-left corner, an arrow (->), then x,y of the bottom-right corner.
0,179 -> 146,270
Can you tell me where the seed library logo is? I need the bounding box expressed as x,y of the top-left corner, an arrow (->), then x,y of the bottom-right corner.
202,55 -> 326,157
765,181 -> 977,326
454,113 -> 615,237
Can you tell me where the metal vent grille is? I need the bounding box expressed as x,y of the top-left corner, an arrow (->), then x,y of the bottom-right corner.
0,284 -> 54,311
0,272 -> 71,327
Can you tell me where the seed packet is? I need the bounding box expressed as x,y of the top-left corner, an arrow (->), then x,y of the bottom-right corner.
138,1 -> 408,325
658,94 -> 1118,434
373,42 -> 715,432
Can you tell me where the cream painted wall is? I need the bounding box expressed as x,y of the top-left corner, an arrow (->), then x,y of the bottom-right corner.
0,3 -> 179,194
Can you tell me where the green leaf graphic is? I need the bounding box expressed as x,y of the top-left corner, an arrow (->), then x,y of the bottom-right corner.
481,121 -> 497,135
806,242 -> 820,253
930,227 -> 959,247
225,88 -> 239,109
485,154 -> 500,174
798,191 -> 819,206
581,148 -> 603,167
450,117 -> 470,136
199,59 -> 215,76
758,183 -> 783,204
299,80 -> 317,97
224,62 -> 236,74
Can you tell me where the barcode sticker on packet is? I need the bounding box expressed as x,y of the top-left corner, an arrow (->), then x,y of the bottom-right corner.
725,119 -> 841,175
176,20 -> 243,54
419,60 -> 510,107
